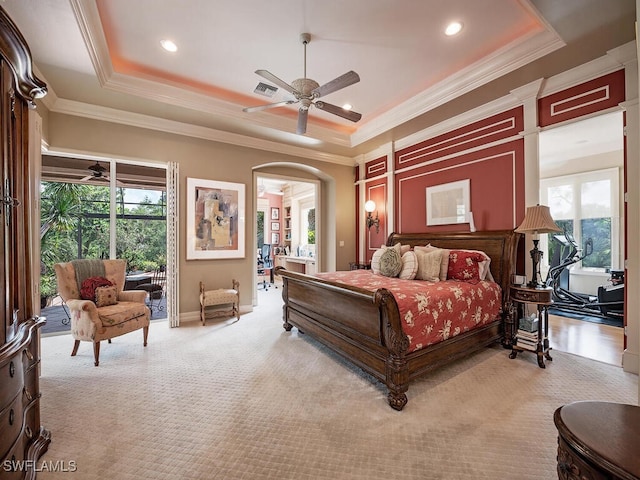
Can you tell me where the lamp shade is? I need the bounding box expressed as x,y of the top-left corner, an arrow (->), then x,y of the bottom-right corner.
515,204 -> 562,234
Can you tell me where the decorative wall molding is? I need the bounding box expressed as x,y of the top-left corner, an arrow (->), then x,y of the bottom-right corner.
395,144 -> 522,233
395,107 -> 523,170
538,70 -> 625,127
365,156 -> 388,179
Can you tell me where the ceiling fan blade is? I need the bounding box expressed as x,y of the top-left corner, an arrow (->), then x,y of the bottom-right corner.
255,70 -> 299,95
80,175 -> 92,182
314,101 -> 362,122
312,71 -> 360,98
243,100 -> 296,113
103,175 -> 125,186
296,108 -> 308,135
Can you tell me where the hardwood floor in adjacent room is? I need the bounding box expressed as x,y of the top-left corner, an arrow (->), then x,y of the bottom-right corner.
549,314 -> 624,366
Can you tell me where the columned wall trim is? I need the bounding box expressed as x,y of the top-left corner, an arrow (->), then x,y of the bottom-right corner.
510,79 -> 545,282
167,161 -> 180,327
622,96 -> 639,375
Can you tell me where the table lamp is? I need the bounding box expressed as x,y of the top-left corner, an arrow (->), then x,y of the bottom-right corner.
514,204 -> 561,288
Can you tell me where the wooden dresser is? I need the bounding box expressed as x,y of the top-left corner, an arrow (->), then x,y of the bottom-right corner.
0,6 -> 50,479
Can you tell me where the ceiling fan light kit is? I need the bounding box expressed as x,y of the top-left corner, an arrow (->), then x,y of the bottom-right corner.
243,33 -> 361,135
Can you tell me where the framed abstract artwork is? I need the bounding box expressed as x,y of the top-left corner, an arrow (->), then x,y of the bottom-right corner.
271,222 -> 280,231
271,207 -> 279,220
186,177 -> 246,259
426,179 -> 470,226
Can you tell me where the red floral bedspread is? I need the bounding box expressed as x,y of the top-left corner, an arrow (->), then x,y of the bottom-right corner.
314,270 -> 502,353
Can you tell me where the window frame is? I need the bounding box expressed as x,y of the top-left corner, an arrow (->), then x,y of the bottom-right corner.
540,167 -> 620,273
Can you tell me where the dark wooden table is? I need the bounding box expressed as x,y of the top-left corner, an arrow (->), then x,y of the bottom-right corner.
508,285 -> 553,368
554,401 -> 640,479
125,273 -> 152,290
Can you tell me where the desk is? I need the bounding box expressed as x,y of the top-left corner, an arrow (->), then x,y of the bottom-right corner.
125,273 -> 152,290
275,255 -> 316,275
554,401 -> 640,479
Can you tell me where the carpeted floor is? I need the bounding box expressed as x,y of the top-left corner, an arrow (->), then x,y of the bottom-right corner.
36,288 -> 637,480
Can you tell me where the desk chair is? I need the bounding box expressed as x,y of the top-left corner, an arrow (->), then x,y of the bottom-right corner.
257,244 -> 274,290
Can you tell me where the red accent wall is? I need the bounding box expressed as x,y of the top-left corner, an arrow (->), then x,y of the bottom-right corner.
265,193 -> 282,246
538,70 -> 625,127
395,140 -> 524,234
364,179 -> 387,262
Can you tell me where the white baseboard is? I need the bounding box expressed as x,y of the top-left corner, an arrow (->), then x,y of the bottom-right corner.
622,349 -> 639,375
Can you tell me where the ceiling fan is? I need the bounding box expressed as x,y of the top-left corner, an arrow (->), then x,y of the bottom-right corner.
243,33 -> 362,135
80,161 -> 122,185
257,179 -> 285,197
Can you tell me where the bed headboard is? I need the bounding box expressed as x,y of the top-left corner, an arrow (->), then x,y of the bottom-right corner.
387,230 -> 521,301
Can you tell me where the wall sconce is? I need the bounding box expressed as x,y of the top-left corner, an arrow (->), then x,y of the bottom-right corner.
364,200 -> 380,233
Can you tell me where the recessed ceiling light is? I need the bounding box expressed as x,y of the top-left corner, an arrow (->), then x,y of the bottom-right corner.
160,39 -> 178,52
342,104 -> 353,111
445,22 -> 463,36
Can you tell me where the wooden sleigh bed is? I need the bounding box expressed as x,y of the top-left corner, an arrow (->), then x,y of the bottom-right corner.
276,230 -> 520,410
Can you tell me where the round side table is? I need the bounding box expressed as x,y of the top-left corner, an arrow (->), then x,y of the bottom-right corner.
554,401 -> 640,480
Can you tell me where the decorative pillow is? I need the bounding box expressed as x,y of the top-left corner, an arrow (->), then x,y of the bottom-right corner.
415,249 -> 442,282
398,251 -> 418,280
371,243 -> 402,275
379,248 -> 403,277
80,276 -> 114,301
415,245 -> 449,281
455,249 -> 494,281
447,250 -> 486,283
95,285 -> 118,307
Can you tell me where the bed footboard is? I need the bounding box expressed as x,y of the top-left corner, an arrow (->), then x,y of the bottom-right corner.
277,267 -> 411,410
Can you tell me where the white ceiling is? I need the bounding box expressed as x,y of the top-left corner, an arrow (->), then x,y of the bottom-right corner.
1,0 -> 635,162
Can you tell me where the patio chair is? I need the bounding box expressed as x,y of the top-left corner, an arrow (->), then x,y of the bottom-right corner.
134,265 -> 166,312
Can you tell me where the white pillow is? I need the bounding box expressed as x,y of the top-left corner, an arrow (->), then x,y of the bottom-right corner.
371,248 -> 384,275
415,245 -> 449,281
398,251 -> 418,280
414,249 -> 442,282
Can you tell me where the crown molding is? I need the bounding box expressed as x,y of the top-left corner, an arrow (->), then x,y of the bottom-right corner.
70,0 -> 113,85
540,41 -> 636,97
350,25 -> 565,147
71,0 -> 352,149
47,97 -> 355,166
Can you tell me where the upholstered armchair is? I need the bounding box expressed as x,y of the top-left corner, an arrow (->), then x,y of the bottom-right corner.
54,259 -> 150,366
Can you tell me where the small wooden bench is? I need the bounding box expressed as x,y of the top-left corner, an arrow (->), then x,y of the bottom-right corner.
199,280 -> 240,325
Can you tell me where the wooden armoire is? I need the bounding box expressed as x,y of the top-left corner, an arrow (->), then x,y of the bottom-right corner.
0,6 -> 50,479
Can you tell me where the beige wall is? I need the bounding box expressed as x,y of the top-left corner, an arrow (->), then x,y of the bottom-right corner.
44,112 -> 356,314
